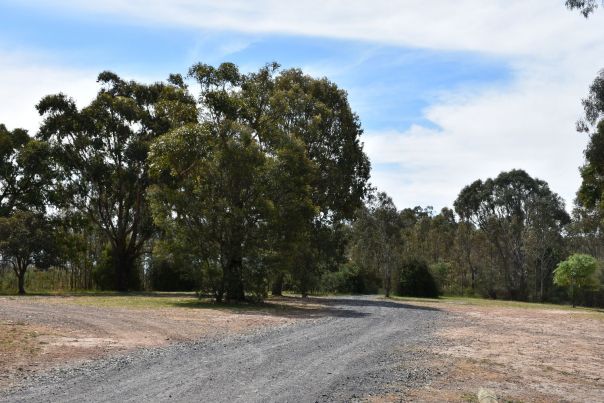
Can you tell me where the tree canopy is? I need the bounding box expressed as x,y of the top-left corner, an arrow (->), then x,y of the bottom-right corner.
0,124 -> 51,216
36,72 -> 197,291
554,253 -> 599,307
149,62 -> 370,301
454,169 -> 569,299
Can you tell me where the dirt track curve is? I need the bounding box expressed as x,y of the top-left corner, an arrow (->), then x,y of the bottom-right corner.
0,296 -> 444,402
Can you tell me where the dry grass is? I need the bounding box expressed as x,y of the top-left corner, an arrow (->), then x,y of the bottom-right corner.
387,296 -> 604,402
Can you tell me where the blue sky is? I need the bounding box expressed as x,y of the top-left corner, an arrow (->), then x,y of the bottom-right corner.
1,1 -> 602,210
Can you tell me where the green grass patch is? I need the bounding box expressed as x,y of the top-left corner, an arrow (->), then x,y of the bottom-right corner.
387,295 -> 604,316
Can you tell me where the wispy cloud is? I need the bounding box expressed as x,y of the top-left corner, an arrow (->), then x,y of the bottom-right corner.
15,0 -> 603,56
3,0 -> 604,209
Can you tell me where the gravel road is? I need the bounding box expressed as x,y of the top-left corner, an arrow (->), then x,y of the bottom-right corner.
1,296 -> 445,402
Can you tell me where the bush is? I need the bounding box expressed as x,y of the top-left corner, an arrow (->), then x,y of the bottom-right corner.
148,257 -> 200,292
398,259 -> 439,298
197,261 -> 223,301
429,261 -> 452,293
92,245 -> 142,291
242,257 -> 269,302
319,262 -> 380,294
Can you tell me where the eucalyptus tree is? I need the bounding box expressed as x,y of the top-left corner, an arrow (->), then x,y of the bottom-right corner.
576,71 -> 604,218
351,192 -> 403,297
149,62 -> 369,301
258,67 -> 370,295
0,124 -> 55,294
454,170 -> 569,300
149,122 -> 273,301
36,72 -> 197,291
0,211 -> 59,294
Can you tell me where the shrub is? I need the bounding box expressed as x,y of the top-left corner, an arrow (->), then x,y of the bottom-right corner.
92,244 -> 142,291
554,253 -> 600,307
398,259 -> 439,298
319,262 -> 380,294
148,257 -> 200,292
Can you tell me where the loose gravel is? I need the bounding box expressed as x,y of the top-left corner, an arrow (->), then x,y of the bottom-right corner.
0,296 -> 446,403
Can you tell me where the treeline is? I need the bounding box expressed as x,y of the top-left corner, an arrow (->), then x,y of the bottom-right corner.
348,171 -> 603,306
346,67 -> 604,306
1,63 -> 603,307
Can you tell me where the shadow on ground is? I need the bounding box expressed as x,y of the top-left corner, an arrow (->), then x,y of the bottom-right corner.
171,295 -> 441,319
0,292 -> 442,319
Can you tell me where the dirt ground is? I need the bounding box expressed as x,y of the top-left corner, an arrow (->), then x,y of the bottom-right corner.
388,299 -> 604,403
0,294 -> 301,390
1,295 -> 603,402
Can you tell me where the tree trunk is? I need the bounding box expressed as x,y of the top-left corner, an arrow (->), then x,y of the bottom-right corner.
17,270 -> 26,295
384,269 -> 391,298
224,258 -> 245,302
114,250 -> 135,292
271,272 -> 284,296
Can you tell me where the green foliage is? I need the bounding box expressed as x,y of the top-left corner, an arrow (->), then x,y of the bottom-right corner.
36,72 -> 197,291
149,62 -> 370,302
398,259 -> 440,298
319,262 -> 380,294
576,72 -> 604,225
92,244 -> 142,291
554,253 -> 599,306
454,169 -> 569,300
148,259 -> 200,292
198,261 -> 224,301
0,211 -> 60,294
429,261 -> 452,293
0,124 -> 52,216
350,192 -> 402,297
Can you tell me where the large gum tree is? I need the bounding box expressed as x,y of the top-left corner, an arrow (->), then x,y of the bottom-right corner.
149,62 -> 370,301
37,72 -> 197,291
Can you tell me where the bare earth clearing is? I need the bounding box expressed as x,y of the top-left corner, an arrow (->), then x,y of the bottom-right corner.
0,294 -> 602,402
391,298 -> 604,402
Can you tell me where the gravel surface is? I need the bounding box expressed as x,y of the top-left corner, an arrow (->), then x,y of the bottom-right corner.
0,296 -> 445,403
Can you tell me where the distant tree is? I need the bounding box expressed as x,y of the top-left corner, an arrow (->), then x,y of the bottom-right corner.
454,170 -> 569,300
554,253 -> 599,307
0,211 -> 59,294
565,0 -> 601,17
351,192 -> 402,297
566,205 -> 604,259
37,72 -> 197,291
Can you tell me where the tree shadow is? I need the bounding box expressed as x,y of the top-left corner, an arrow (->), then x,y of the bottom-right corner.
168,298 -> 369,318
274,295 -> 441,313
170,294 -> 441,319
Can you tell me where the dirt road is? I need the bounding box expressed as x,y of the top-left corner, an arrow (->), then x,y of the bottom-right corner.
0,296 -> 444,402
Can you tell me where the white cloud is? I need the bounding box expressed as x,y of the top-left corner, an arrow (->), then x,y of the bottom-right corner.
18,0 -> 604,56
365,61 -> 591,210
4,0 -> 604,209
0,49 -> 167,134
0,49 -> 98,133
